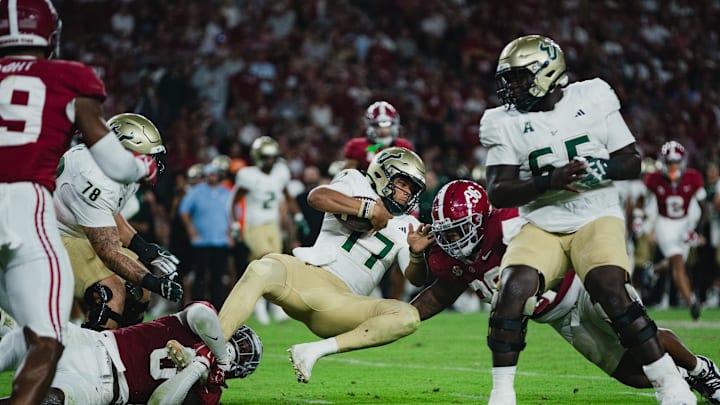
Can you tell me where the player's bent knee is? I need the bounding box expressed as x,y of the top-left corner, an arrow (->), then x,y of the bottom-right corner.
609,301 -> 658,348
395,304 -> 420,336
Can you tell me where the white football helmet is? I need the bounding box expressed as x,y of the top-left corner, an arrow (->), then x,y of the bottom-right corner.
365,101 -> 400,146
659,140 -> 686,184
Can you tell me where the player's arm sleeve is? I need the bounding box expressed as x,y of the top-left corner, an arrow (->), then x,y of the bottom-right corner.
147,361 -> 211,405
88,133 -> 147,183
479,111 -> 519,166
590,78 -> 636,153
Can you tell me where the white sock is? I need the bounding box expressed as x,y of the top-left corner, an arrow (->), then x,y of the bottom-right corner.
492,366 -> 517,391
689,356 -> 706,377
312,337 -> 338,357
643,353 -> 683,383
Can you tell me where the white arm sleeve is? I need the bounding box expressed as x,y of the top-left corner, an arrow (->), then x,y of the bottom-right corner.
147,361 -> 207,405
88,132 -> 146,184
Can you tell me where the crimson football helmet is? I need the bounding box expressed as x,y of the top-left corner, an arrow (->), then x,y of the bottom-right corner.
365,101 -> 400,147
431,180 -> 492,260
0,0 -> 61,58
227,325 -> 263,379
659,140 -> 686,184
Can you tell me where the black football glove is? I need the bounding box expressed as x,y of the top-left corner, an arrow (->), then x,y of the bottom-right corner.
129,234 -> 180,278
141,274 -> 183,302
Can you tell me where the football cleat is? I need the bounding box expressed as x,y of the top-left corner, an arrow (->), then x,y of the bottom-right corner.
690,301 -> 701,321
288,344 -> 316,383
688,356 -> 720,404
166,340 -> 197,370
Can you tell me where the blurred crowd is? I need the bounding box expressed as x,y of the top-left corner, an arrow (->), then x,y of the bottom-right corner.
56,0 -> 720,310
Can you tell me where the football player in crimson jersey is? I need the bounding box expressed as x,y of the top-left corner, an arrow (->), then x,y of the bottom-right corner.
644,140 -> 708,320
342,101 -> 414,171
407,180 -> 720,404
0,1 -> 157,402
0,302 -> 262,405
480,35 -> 693,404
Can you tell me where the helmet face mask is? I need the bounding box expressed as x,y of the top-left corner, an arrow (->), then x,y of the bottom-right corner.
226,325 -> 263,379
495,35 -> 568,113
0,0 -> 62,58
431,180 -> 491,260
365,101 -> 400,146
366,147 -> 425,215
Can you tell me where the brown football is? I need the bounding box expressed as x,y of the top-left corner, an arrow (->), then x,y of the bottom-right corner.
334,197 -> 375,233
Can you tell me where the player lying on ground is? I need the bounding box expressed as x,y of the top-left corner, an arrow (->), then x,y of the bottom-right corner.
0,302 -> 261,405
406,179 -> 720,404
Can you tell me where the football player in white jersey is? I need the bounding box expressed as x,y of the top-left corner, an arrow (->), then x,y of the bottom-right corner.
231,136 -> 300,324
480,35 -> 695,404
54,113 -> 183,330
219,147 -> 431,383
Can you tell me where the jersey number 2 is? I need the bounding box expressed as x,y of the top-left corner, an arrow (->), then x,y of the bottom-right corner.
0,76 -> 45,146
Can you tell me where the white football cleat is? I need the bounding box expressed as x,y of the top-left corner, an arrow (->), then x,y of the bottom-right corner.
288,344 -> 318,383
166,340 -> 196,370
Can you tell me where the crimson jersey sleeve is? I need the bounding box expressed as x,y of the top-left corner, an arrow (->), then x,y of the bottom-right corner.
393,138 -> 414,150
113,315 -> 202,404
0,58 -> 107,191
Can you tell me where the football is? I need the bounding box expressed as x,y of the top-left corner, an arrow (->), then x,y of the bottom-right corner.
334,197 -> 375,233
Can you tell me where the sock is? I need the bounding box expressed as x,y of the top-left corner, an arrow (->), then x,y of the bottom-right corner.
643,353 -> 682,384
492,366 -> 517,391
314,337 -> 339,357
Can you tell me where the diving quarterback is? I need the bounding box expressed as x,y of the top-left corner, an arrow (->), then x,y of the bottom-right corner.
407,179 -> 720,404
479,35 -> 695,404
54,113 -> 183,331
0,0 -> 157,402
219,147 -> 430,383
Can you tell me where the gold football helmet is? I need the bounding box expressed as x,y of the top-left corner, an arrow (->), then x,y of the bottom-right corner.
211,154 -> 232,172
367,147 -> 426,215
495,35 -> 568,112
107,113 -> 165,155
250,136 -> 280,166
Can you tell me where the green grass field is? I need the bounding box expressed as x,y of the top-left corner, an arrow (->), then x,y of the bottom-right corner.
2,308 -> 719,404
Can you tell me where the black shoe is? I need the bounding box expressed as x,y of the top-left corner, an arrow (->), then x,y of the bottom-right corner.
690,301 -> 701,320
688,355 -> 720,404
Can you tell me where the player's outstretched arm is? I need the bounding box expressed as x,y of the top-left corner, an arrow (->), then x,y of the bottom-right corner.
82,225 -> 183,302
410,277 -> 467,320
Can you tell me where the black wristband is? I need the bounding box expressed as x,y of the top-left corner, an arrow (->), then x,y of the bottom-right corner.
533,173 -> 552,194
129,234 -> 154,264
140,273 -> 161,293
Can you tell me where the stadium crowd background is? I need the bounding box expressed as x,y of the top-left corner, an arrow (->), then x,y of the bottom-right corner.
56,0 -> 720,310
